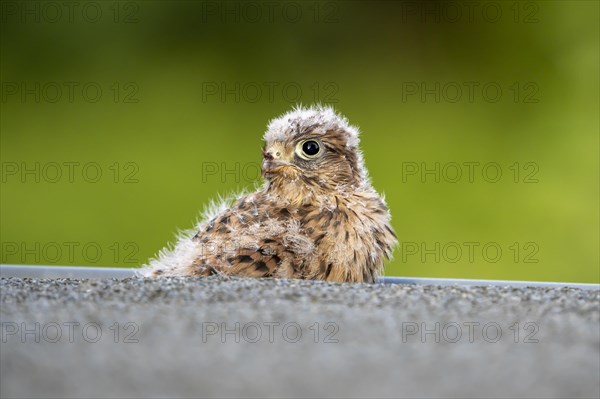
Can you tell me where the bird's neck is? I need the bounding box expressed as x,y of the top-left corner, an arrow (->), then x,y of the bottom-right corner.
263,176 -> 367,209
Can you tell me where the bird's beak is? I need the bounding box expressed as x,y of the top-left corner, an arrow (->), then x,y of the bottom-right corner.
261,143 -> 294,178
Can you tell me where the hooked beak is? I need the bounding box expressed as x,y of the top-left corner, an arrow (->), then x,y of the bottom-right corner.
261,145 -> 295,178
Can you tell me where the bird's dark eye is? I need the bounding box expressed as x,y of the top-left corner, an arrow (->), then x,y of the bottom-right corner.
303,141 -> 319,156
296,139 -> 322,160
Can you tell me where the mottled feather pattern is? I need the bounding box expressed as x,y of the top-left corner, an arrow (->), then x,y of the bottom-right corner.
142,105 -> 398,283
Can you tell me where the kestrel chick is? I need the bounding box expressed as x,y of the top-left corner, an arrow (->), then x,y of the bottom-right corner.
142,105 -> 397,283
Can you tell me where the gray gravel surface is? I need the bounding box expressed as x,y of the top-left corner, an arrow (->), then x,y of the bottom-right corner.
1,276 -> 599,398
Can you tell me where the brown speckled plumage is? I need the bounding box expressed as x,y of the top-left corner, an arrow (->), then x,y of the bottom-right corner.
143,105 -> 398,283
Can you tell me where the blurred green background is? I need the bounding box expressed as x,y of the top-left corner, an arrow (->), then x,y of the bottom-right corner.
1,1 -> 598,282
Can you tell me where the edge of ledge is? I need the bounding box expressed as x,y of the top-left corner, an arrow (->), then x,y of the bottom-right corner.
1,265 -> 598,291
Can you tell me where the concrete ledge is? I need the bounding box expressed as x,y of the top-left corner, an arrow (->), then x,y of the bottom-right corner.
1,264 -> 598,290
1,275 -> 599,398
0,265 -> 136,279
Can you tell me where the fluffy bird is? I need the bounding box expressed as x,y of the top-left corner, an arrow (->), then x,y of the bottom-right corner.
142,105 -> 397,283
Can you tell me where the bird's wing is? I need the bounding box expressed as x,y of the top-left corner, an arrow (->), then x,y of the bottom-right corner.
227,245 -> 285,278
192,195 -> 299,278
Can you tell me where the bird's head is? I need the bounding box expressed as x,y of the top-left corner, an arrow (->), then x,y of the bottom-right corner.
261,105 -> 369,196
